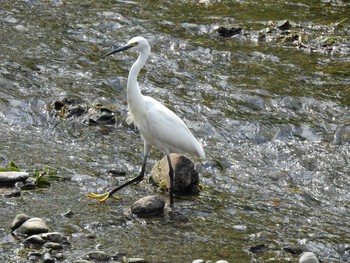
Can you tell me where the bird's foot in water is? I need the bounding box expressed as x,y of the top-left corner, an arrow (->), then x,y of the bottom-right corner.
87,192 -> 122,203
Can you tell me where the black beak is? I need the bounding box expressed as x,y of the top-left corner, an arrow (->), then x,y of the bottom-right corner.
105,45 -> 133,57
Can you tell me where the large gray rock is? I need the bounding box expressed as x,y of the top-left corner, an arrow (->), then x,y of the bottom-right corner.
150,154 -> 199,194
0,172 -> 29,186
16,217 -> 49,235
131,195 -> 165,216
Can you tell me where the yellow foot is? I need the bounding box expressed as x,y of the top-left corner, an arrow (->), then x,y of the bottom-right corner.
87,192 -> 122,203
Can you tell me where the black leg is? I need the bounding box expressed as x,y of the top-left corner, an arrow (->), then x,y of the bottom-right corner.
108,154 -> 148,197
166,155 -> 174,206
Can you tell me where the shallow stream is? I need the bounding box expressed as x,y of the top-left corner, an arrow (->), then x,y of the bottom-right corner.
1,0 -> 350,262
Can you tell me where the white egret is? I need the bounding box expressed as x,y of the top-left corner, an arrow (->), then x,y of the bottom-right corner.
88,36 -> 205,206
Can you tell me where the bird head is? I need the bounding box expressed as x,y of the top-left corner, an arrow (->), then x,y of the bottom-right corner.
106,36 -> 150,57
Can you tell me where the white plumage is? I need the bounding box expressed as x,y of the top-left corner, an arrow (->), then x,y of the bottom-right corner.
88,36 -> 204,205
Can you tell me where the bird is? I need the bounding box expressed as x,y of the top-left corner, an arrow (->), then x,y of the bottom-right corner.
87,36 -> 205,206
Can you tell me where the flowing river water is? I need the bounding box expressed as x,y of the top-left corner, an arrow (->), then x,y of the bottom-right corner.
1,0 -> 349,262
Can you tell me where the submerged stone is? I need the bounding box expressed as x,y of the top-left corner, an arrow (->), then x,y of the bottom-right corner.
131,195 -> 165,216
84,250 -> 110,261
150,154 -> 199,194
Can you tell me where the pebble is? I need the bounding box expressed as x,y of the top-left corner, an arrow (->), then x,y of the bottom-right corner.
131,195 -> 165,216
11,213 -> 31,231
44,242 -> 63,250
150,153 -> 199,194
40,232 -> 63,243
299,252 -> 320,263
0,171 -> 29,186
16,217 -> 49,235
84,250 -> 110,261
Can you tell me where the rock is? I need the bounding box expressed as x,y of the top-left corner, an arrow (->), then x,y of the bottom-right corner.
299,252 -> 320,263
44,242 -> 63,250
17,217 -> 49,235
150,154 -> 199,194
24,234 -> 46,245
277,20 -> 291,30
0,172 -> 29,186
43,252 -> 55,263
4,188 -> 21,198
249,244 -> 269,253
84,251 -> 110,261
216,261 -> 229,263
131,195 -> 165,216
27,252 -> 43,261
217,26 -> 242,37
127,258 -> 147,263
192,260 -> 205,263
62,209 -> 74,218
11,213 -> 31,231
40,232 -> 63,243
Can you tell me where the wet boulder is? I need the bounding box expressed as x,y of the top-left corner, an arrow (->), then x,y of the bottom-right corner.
131,195 -> 165,216
16,217 -> 49,235
150,154 -> 199,194
0,172 -> 29,186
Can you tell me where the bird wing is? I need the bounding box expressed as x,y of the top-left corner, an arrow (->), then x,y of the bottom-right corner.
142,97 -> 199,155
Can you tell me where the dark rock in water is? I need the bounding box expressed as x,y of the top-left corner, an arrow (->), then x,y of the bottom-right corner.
61,209 -> 74,218
16,217 -> 49,235
0,172 -> 29,186
217,26 -> 242,37
19,182 -> 38,190
131,195 -> 165,216
249,244 -> 269,254
277,20 -> 291,30
28,252 -> 43,261
40,232 -> 63,243
84,251 -> 111,261
66,106 -> 86,118
24,234 -> 46,245
4,188 -> 21,198
94,114 -> 116,125
52,100 -> 65,111
43,252 -> 55,263
150,154 -> 199,194
11,213 -> 31,231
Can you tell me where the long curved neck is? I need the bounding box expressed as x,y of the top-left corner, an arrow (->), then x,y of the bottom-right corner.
127,47 -> 150,106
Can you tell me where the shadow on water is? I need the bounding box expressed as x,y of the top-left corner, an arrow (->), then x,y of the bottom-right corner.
1,0 -> 350,262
